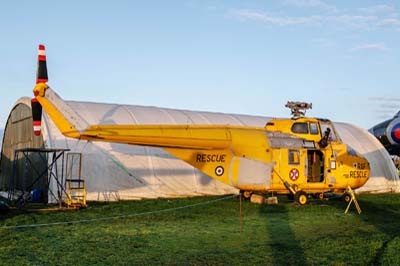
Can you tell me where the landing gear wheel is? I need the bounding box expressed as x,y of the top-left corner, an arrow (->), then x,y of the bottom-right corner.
315,193 -> 324,200
343,193 -> 351,203
243,191 -> 253,199
295,191 -> 308,205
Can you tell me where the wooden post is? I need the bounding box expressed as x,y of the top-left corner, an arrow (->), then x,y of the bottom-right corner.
240,193 -> 243,233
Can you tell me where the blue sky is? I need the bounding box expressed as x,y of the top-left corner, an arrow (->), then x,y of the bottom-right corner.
0,0 -> 399,130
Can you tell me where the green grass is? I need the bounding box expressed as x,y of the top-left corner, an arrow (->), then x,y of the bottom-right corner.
0,193 -> 400,266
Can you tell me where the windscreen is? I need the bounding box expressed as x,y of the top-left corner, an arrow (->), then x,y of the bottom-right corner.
320,122 -> 339,142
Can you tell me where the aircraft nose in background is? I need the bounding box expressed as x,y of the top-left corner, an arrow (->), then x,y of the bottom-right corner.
392,126 -> 400,142
388,118 -> 400,145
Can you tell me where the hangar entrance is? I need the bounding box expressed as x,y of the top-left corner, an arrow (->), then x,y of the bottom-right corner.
8,148 -> 70,207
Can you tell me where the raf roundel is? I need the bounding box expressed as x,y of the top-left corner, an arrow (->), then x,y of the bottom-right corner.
215,166 -> 225,176
391,123 -> 400,144
289,168 -> 299,181
387,118 -> 400,145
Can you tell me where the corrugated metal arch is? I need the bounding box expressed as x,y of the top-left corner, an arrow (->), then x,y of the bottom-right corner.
1,97 -> 399,200
0,97 -> 46,191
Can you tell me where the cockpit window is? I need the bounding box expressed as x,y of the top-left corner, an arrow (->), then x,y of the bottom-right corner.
291,122 -> 309,134
320,123 -> 337,142
310,123 -> 319,135
373,125 -> 387,137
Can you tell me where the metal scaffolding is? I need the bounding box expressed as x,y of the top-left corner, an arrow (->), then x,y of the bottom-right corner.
8,148 -> 70,208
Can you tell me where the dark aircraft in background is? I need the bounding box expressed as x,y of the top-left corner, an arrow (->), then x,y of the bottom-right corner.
369,111 -> 400,156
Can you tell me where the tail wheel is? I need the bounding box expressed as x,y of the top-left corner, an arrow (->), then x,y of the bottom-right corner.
295,191 -> 308,205
243,191 -> 253,199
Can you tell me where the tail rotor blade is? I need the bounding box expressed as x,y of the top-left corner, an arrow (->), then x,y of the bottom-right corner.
33,44 -> 48,136
31,97 -> 43,136
36,44 -> 48,84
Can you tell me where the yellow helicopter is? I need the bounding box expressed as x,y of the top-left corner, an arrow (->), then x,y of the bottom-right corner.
31,45 -> 370,205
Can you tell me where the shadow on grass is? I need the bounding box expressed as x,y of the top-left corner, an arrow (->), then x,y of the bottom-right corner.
356,195 -> 400,266
329,194 -> 400,266
0,208 -> 27,222
259,200 -> 308,266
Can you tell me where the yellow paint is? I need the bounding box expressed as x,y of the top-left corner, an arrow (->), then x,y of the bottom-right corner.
33,84 -> 370,199
165,148 -> 234,185
33,83 -> 80,138
78,120 -> 370,195
33,82 -> 48,97
266,117 -> 324,143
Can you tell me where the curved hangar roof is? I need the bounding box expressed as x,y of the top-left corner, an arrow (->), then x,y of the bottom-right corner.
2,97 -> 399,200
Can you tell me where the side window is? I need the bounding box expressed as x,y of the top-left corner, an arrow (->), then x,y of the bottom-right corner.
288,150 -> 300,165
309,123 -> 319,135
291,122 -> 308,134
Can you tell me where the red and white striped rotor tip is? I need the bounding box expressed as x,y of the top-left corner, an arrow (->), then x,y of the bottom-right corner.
36,44 -> 48,84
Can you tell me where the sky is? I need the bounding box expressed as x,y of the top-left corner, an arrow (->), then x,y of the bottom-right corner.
0,0 -> 399,130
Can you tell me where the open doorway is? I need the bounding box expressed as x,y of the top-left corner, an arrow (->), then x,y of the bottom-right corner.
307,150 -> 324,183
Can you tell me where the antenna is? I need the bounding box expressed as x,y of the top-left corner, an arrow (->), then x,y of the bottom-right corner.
285,101 -> 312,119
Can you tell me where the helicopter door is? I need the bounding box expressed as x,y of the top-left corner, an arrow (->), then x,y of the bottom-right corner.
307,150 -> 324,183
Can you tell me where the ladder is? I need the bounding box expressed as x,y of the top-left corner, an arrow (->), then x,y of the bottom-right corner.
66,178 -> 86,208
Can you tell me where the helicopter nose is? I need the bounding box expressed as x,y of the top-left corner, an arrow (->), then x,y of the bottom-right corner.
358,156 -> 370,171
347,156 -> 370,189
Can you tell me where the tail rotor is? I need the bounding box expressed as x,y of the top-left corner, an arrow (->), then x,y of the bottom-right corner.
31,44 -> 48,136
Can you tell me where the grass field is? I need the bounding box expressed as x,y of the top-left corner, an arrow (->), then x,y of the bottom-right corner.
0,193 -> 399,266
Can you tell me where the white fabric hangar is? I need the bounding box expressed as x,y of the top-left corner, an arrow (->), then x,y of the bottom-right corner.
1,97 -> 399,201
